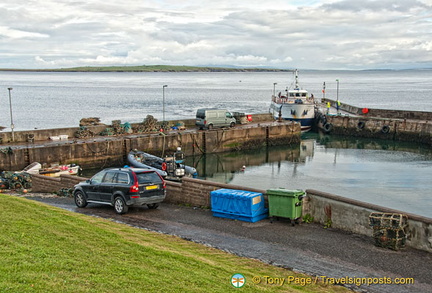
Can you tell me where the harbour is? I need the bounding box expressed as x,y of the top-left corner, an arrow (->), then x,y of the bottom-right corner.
1,70 -> 432,220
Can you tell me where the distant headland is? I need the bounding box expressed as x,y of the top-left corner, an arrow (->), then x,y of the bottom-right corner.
0,65 -> 291,72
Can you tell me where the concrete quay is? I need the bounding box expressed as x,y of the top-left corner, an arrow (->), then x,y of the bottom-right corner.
318,99 -> 432,146
0,114 -> 300,171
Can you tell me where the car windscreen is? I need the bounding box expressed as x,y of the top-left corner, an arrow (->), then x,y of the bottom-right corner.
136,172 -> 162,184
91,170 -> 106,184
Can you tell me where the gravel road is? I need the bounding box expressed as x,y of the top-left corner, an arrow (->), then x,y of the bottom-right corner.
21,194 -> 432,293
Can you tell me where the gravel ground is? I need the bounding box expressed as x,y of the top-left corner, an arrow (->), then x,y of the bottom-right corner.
7,191 -> 432,293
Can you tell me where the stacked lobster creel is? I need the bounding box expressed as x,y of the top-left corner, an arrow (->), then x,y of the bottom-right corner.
369,212 -> 408,251
0,171 -> 32,190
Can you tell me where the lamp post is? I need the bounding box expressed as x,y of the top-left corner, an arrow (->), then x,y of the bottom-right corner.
336,79 -> 339,102
7,87 -> 14,142
162,85 -> 168,123
336,79 -> 340,114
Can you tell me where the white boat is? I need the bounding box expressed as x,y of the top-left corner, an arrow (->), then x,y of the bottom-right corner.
269,70 -> 316,132
22,162 -> 82,177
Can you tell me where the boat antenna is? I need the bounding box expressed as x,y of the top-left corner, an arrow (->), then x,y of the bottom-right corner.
294,69 -> 300,90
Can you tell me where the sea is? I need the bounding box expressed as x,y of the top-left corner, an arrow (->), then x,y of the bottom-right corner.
1,70 -> 432,218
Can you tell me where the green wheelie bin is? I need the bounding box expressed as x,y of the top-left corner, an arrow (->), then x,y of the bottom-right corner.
266,189 -> 305,226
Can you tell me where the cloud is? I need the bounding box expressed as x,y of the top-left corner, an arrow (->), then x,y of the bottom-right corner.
0,0 -> 431,69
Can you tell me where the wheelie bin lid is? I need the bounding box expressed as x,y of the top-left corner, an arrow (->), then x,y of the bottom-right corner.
266,188 -> 305,197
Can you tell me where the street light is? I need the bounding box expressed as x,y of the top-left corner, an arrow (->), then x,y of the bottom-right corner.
336,79 -> 340,114
7,87 -> 14,142
336,79 -> 339,102
162,85 -> 168,123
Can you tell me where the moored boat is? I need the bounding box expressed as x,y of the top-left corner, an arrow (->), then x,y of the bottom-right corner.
128,149 -> 198,180
23,162 -> 82,177
269,70 -> 316,132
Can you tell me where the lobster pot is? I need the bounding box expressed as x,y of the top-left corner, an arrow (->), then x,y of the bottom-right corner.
210,189 -> 268,223
369,213 -> 408,251
372,227 -> 407,250
369,212 -> 408,229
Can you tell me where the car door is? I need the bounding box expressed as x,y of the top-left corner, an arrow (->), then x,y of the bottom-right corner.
99,170 -> 117,202
115,171 -> 130,197
86,170 -> 106,200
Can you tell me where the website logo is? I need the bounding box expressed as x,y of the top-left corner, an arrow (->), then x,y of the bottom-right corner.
231,273 -> 246,288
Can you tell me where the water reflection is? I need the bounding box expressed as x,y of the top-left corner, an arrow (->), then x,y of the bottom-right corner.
186,133 -> 432,183
185,133 -> 432,218
188,140 -> 315,184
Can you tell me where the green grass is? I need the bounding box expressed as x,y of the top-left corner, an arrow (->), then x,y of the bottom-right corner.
0,194 -> 349,293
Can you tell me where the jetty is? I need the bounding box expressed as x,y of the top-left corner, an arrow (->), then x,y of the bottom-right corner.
315,98 -> 432,145
0,113 -> 300,171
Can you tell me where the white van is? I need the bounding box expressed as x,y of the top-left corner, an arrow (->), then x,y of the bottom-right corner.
196,108 -> 236,130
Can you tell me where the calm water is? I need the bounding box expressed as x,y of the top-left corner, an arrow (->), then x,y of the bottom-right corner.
187,134 -> 432,218
0,70 -> 431,131
1,70 -> 432,218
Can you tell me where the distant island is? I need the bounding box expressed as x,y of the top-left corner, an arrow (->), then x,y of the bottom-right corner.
0,65 -> 291,72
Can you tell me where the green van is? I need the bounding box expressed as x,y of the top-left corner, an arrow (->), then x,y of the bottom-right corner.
196,108 -> 236,130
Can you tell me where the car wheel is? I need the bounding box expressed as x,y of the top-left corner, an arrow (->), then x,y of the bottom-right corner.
207,124 -> 213,130
74,191 -> 88,208
114,196 -> 129,214
147,203 -> 159,209
230,122 -> 235,128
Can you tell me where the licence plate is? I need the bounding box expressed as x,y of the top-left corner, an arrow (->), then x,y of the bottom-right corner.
146,185 -> 158,190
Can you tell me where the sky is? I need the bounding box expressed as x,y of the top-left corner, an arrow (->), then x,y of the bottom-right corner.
0,0 -> 431,70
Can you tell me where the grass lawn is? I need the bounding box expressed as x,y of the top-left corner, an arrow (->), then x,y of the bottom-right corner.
0,194 -> 350,292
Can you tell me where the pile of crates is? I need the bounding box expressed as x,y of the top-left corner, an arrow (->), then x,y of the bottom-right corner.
232,112 -> 247,124
369,212 -> 408,250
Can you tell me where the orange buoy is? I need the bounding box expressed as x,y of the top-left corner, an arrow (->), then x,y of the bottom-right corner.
362,108 -> 369,114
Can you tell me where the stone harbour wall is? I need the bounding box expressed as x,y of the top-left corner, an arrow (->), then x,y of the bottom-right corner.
304,189 -> 432,253
31,174 -> 432,253
0,120 -> 300,171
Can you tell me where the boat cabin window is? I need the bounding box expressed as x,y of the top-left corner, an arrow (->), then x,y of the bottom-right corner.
289,92 -> 307,97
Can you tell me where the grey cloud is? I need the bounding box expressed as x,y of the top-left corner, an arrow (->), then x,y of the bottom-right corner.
0,0 -> 431,69
322,0 -> 430,12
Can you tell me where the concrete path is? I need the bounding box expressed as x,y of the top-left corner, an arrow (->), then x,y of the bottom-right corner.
28,196 -> 432,293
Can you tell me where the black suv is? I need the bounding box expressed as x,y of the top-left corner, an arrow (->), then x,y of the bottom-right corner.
73,168 -> 166,214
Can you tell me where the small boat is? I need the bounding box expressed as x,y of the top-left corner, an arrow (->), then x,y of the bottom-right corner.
128,149 -> 198,179
269,69 -> 316,132
127,151 -> 168,177
22,162 -> 82,177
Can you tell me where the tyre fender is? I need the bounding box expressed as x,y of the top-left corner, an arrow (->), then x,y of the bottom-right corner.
357,121 -> 365,130
323,122 -> 333,133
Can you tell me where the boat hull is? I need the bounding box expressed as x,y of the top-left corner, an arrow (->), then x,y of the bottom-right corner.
127,153 -> 168,177
270,102 -> 315,131
128,150 -> 198,178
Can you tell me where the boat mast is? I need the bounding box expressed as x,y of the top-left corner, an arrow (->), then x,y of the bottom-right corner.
294,69 -> 299,90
